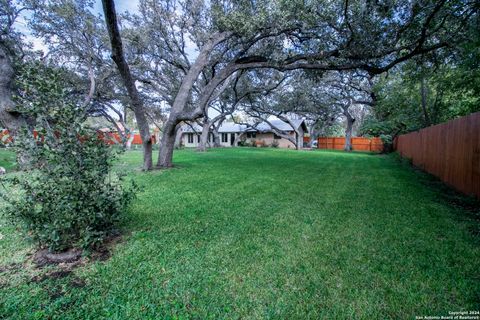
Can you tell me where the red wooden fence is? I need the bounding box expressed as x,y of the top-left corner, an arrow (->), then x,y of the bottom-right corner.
318,137 -> 383,152
0,130 -> 155,146
394,112 -> 480,198
0,129 -> 13,144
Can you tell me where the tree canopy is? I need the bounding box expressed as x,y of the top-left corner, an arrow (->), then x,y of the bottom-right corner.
0,0 -> 478,165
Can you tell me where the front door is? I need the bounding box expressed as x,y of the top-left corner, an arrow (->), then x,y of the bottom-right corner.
230,133 -> 235,146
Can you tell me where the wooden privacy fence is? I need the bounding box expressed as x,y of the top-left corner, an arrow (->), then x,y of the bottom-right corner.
105,133 -> 156,145
394,112 -> 480,198
318,137 -> 384,152
0,129 -> 13,144
0,129 -> 155,146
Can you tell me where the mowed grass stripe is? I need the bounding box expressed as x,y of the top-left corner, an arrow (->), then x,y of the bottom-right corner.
0,148 -> 478,319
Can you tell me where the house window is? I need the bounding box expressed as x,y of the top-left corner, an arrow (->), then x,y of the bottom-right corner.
221,133 -> 228,143
187,133 -> 194,143
197,135 -> 200,143
274,133 -> 282,139
246,132 -> 256,138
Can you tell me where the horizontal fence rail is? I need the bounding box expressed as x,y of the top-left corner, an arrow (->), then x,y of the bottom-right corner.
394,112 -> 480,198
317,137 -> 383,152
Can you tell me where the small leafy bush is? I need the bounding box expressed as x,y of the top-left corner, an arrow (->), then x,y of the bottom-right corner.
379,134 -> 393,152
0,63 -> 136,252
271,140 -> 279,148
237,137 -> 248,147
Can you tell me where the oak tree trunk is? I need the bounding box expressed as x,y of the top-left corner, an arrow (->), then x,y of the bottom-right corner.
0,44 -> 29,167
213,127 -> 221,147
210,117 -> 225,148
420,77 -> 431,126
0,45 -> 24,136
308,127 -> 320,148
197,120 -> 210,152
174,125 -> 183,148
157,120 -> 176,168
102,0 -> 152,170
344,116 -> 354,151
125,133 -> 134,150
233,132 -> 246,146
156,32 -> 231,167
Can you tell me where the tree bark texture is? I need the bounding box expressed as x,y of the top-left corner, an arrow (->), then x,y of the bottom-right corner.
420,77 -> 431,126
173,124 -> 183,148
156,32 -> 232,167
0,44 -> 24,135
197,119 -> 210,152
102,0 -> 153,170
157,119 -> 177,168
343,108 -> 355,152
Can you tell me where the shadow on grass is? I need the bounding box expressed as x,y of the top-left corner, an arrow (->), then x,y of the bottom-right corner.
390,152 -> 480,237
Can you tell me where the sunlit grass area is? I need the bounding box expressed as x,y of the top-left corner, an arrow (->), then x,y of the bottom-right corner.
1,148 -> 479,319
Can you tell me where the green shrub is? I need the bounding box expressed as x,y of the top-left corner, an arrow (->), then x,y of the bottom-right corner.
237,137 -> 248,147
0,63 -> 136,252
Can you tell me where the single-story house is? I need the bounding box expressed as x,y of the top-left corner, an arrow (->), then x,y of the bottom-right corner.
180,119 -> 308,149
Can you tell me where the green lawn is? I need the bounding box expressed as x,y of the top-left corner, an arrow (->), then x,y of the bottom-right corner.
0,148 -> 16,171
1,148 -> 479,319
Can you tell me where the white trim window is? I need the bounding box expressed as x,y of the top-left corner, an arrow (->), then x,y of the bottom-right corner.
221,133 -> 228,143
187,133 -> 194,143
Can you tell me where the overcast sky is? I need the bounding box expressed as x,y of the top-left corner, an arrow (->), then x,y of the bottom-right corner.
12,0 -> 224,121
16,0 -> 141,51
92,0 -> 140,16
17,0 -> 202,58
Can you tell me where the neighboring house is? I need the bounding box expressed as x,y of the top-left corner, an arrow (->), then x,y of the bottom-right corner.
180,119 -> 308,149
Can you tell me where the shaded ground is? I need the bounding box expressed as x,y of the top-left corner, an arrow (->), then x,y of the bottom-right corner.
0,148 -> 479,319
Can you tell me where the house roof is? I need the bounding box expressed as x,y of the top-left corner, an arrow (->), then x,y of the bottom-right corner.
181,119 -> 307,134
255,119 -> 307,132
181,124 -> 203,133
218,123 -> 248,133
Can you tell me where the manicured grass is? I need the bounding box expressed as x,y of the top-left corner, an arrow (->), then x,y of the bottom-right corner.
0,148 -> 16,171
1,148 -> 479,319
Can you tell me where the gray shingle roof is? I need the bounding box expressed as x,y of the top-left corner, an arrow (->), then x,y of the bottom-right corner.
218,123 -> 248,133
181,124 -> 202,133
181,119 -> 306,133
